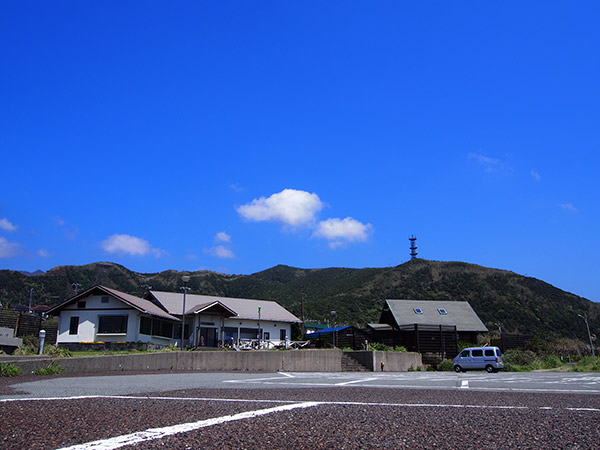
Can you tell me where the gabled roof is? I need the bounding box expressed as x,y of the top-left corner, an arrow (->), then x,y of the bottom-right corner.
381,299 -> 488,333
188,301 -> 237,317
148,291 -> 301,323
47,285 -> 179,322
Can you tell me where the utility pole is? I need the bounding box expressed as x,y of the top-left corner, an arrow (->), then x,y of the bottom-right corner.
578,313 -> 596,357
301,292 -> 306,336
28,288 -> 34,314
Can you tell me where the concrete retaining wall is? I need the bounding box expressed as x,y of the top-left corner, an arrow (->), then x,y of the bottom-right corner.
344,350 -> 422,372
1,349 -> 422,375
1,349 -> 343,375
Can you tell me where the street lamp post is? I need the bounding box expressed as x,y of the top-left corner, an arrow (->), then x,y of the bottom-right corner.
257,306 -> 262,343
180,275 -> 190,349
578,313 -> 595,357
331,310 -> 337,348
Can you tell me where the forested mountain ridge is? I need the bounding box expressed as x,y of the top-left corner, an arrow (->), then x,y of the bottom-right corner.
0,259 -> 596,340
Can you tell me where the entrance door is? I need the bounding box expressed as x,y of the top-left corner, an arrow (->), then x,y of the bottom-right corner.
199,327 -> 218,347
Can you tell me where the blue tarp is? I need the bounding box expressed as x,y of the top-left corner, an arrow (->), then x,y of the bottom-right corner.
306,326 -> 349,337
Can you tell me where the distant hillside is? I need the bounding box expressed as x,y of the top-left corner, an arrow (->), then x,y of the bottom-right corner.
0,259 -> 596,341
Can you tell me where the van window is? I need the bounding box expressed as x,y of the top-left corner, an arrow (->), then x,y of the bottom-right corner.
472,349 -> 484,357
460,350 -> 470,358
484,349 -> 495,357
496,348 -> 502,356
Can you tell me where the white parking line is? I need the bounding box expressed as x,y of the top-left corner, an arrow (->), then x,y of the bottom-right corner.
335,377 -> 378,386
54,401 -> 321,450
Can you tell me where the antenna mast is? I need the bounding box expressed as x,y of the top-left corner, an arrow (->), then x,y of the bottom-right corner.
409,235 -> 418,260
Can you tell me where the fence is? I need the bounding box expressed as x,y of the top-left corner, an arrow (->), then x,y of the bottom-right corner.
0,310 -> 57,344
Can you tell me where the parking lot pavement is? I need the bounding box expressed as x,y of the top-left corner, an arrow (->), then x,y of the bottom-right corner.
1,377 -> 600,450
3,371 -> 600,400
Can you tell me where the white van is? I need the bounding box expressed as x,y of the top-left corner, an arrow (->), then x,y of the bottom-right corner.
453,346 -> 504,373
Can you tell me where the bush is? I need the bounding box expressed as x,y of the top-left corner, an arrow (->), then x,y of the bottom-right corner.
573,356 -> 600,372
0,363 -> 22,377
540,355 -> 562,370
437,359 -> 454,371
34,361 -> 64,375
503,349 -> 537,366
14,335 -> 38,355
369,343 -> 391,352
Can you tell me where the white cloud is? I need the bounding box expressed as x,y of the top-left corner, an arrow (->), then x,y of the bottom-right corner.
237,189 -> 323,227
531,170 -> 541,181
468,152 -> 512,173
100,234 -> 163,257
0,237 -> 20,258
215,231 -> 231,243
204,244 -> 235,259
0,218 -> 17,232
560,203 -> 578,212
313,217 -> 373,249
37,249 -> 50,257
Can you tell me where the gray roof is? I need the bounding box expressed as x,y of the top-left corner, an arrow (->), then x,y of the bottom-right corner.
383,299 -> 488,332
149,291 -> 301,323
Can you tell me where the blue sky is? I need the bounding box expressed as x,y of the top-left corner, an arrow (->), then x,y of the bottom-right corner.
1,2 -> 599,301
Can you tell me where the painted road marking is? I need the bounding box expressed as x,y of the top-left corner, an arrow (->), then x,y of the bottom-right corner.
461,380 -> 469,389
335,377 -> 378,386
54,401 -> 322,450
5,394 -> 595,413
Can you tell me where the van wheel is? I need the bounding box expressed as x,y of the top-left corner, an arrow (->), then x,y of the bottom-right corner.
454,365 -> 462,373
485,365 -> 494,373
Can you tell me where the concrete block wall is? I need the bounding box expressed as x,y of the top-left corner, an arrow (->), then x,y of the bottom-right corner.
1,349 -> 422,375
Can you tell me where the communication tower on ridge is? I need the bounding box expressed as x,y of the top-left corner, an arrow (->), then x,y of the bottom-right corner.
409,235 -> 418,260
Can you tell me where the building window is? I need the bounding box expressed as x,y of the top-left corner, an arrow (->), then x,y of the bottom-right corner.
139,316 -> 152,335
101,296 -> 110,304
413,308 -> 423,314
280,329 -> 287,341
152,318 -> 174,338
77,301 -> 86,309
98,315 -> 128,334
264,332 -> 270,340
69,317 -> 79,335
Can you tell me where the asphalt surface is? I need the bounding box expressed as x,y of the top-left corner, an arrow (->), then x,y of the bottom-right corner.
2,372 -> 600,449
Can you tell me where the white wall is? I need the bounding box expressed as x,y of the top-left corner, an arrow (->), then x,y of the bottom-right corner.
56,294 -> 177,346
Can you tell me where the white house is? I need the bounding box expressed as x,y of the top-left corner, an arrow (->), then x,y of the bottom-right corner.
48,285 -> 181,346
146,290 -> 301,347
48,285 -> 301,348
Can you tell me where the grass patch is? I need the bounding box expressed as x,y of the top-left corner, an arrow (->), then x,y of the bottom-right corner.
0,363 -> 22,377
572,356 -> 600,372
34,361 -> 64,375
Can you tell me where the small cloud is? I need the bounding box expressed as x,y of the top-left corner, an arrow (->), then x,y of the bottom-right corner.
215,231 -> 231,243
206,232 -> 235,258
559,203 -> 578,213
37,249 -> 50,257
229,183 -> 245,192
100,234 -> 163,257
531,170 -> 541,181
237,189 -> 323,227
0,237 -> 20,258
53,217 -> 65,227
0,218 -> 17,232
204,245 -> 235,259
313,217 -> 373,249
468,152 -> 512,173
